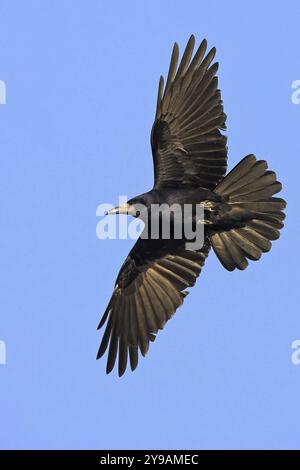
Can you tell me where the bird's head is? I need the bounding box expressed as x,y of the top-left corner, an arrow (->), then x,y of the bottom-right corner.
106,196 -> 147,218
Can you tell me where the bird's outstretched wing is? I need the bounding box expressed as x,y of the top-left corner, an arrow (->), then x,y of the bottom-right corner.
151,35 -> 227,190
97,237 -> 210,376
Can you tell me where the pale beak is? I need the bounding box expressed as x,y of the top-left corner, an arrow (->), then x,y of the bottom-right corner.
105,203 -> 132,216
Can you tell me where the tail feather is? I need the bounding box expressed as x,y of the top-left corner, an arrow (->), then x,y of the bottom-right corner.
210,155 -> 286,271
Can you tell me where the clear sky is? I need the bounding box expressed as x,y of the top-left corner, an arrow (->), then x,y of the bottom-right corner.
0,0 -> 299,450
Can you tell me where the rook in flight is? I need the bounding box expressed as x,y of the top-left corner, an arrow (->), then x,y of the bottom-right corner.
97,36 -> 286,376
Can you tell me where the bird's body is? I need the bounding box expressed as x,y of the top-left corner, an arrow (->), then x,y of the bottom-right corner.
132,186 -> 218,207
97,36 -> 286,376
125,187 -> 248,237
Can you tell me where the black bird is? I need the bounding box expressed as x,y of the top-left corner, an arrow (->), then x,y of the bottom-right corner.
97,36 -> 286,376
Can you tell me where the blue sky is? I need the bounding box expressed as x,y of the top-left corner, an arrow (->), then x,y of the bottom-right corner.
0,0 -> 300,450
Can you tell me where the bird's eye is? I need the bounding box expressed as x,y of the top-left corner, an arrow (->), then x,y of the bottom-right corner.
135,210 -> 141,217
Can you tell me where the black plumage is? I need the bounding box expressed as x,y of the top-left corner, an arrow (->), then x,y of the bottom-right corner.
97,36 -> 286,376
